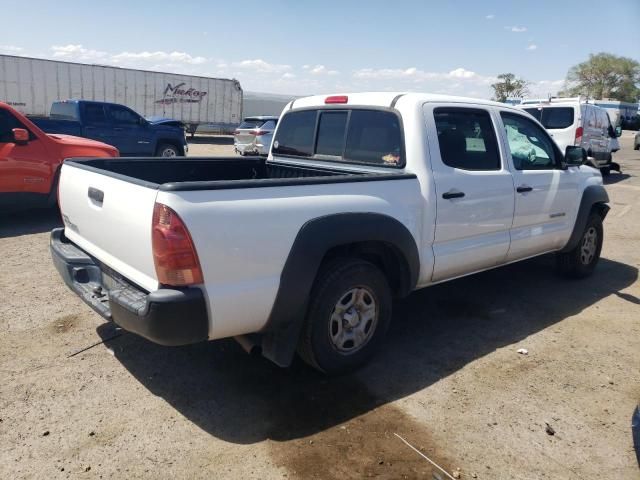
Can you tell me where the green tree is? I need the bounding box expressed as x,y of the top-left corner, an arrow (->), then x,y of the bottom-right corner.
491,73 -> 530,102
560,53 -> 640,102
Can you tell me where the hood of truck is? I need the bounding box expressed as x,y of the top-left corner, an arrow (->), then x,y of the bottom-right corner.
47,134 -> 119,157
146,116 -> 185,128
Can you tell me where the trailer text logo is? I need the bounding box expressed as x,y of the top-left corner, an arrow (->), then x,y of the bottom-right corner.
155,83 -> 208,105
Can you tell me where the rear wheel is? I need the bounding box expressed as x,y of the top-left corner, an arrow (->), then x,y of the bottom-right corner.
600,166 -> 611,176
157,144 -> 180,157
556,213 -> 603,278
298,258 -> 392,375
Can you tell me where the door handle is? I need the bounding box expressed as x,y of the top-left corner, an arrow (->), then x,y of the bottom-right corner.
516,185 -> 533,193
88,187 -> 104,204
442,190 -> 465,199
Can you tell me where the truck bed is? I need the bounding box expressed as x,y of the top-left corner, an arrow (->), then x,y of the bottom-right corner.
66,157 -> 414,191
29,116 -> 83,136
57,156 -> 418,297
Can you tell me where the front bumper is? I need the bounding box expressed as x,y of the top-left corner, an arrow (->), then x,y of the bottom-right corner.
50,228 -> 208,346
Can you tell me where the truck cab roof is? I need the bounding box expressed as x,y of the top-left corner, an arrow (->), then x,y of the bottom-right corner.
289,92 -> 512,110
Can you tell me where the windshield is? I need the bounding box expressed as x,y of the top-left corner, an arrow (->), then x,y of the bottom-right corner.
523,107 -> 574,129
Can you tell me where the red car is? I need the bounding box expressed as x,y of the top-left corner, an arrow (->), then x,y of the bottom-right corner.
0,102 -> 118,210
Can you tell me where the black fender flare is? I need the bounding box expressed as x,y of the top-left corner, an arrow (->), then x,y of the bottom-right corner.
260,212 -> 419,366
560,185 -> 609,253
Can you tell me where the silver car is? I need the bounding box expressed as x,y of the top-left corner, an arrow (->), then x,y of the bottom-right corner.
234,116 -> 278,156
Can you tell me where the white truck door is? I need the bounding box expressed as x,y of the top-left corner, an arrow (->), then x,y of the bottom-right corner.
498,110 -> 580,260
424,104 -> 515,282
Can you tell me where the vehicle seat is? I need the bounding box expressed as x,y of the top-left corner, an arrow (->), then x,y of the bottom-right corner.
438,128 -> 467,166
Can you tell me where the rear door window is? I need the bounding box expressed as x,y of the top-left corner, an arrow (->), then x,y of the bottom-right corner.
272,108 -> 404,167
108,105 -> 140,125
433,108 -> 501,170
83,104 -> 108,124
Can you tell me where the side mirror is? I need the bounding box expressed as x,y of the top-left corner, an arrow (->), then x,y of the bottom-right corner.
565,145 -> 587,166
615,125 -> 622,137
12,128 -> 29,145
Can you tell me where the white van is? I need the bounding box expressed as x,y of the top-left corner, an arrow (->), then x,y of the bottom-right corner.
518,98 -> 621,175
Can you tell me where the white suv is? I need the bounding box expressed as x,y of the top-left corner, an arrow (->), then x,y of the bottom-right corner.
519,98 -> 621,175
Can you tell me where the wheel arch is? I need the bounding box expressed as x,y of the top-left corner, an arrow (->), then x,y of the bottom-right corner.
560,185 -> 609,253
156,139 -> 185,156
260,212 -> 419,367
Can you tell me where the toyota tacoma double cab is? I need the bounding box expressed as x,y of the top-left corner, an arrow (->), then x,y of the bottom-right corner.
50,93 -> 609,374
0,102 -> 118,210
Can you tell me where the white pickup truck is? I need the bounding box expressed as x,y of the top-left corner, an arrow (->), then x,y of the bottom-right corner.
51,92 -> 609,374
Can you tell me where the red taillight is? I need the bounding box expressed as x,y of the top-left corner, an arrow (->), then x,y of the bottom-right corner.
233,129 -> 240,135
575,126 -> 583,145
152,203 -> 203,286
325,95 -> 348,104
249,129 -> 265,136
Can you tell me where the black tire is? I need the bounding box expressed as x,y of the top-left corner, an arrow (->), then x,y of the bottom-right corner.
600,166 -> 611,176
298,258 -> 392,375
156,143 -> 180,157
556,213 -> 603,278
634,143 -> 639,150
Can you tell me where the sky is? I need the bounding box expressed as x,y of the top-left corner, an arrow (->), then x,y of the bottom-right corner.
1,0 -> 639,99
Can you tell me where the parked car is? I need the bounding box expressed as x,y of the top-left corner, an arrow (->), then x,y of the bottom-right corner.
0,102 -> 118,210
518,98 -> 621,175
30,100 -> 188,157
50,92 -> 609,374
234,116 -> 278,156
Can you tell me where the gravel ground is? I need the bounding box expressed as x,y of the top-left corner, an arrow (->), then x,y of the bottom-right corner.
1,134 -> 639,479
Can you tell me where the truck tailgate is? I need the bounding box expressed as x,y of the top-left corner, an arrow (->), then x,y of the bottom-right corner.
58,163 -> 160,292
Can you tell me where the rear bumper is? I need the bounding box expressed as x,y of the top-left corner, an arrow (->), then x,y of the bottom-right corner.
50,228 -> 209,346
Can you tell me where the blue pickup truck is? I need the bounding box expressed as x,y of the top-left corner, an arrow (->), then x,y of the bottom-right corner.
31,100 -> 188,157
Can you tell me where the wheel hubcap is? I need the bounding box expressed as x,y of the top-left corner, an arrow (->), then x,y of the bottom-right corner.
328,287 -> 378,354
580,226 -> 598,265
162,148 -> 177,157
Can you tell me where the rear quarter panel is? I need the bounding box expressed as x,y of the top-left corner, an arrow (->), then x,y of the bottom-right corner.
156,177 -> 423,339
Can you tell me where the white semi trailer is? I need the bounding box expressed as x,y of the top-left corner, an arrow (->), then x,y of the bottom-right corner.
0,54 -> 243,135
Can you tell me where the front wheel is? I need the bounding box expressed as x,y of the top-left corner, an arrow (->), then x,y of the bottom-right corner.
556,213 -> 603,278
298,258 -> 392,375
157,144 -> 180,157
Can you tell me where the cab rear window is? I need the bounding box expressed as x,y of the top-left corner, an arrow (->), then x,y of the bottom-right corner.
524,107 -> 574,129
272,108 -> 404,167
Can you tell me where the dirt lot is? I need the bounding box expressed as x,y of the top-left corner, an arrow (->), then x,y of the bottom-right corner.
1,134 -> 639,479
